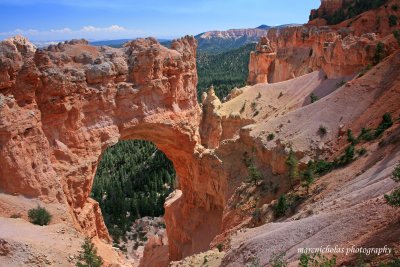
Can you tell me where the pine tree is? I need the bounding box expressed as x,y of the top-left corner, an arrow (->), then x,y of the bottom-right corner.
76,238 -> 103,267
247,162 -> 262,186
286,148 -> 299,188
302,161 -> 315,194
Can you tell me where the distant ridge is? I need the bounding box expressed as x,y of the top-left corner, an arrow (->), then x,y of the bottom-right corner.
58,24 -> 303,53
195,24 -> 301,53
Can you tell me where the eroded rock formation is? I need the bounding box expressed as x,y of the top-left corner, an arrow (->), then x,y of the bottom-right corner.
0,35 -> 226,262
248,0 -> 400,85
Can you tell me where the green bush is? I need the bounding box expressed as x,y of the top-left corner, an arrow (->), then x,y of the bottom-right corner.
28,206 -> 52,226
347,129 -> 358,145
389,15 -> 398,27
299,253 -> 337,267
394,30 -> 400,45
310,93 -> 318,103
392,162 -> 400,182
318,125 -> 327,136
268,133 -> 275,141
374,42 -> 385,65
273,194 -> 289,218
286,148 -> 299,188
76,238 -> 103,267
247,162 -> 262,186
378,257 -> 400,267
339,145 -> 355,166
269,252 -> 288,267
216,243 -> 223,252
302,161 -> 315,194
385,189 -> 400,207
357,147 -> 367,156
384,162 -> 400,207
358,127 -> 374,141
374,113 -> 393,137
315,160 -> 334,176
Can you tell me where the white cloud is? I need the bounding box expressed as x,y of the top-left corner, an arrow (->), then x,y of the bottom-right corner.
80,25 -> 126,32
50,27 -> 72,33
0,25 -> 139,40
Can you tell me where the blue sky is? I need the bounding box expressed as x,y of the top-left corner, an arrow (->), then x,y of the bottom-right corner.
0,0 -> 320,41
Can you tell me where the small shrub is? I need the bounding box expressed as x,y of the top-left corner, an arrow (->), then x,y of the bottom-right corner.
374,42 -> 385,64
76,237 -> 103,267
318,125 -> 327,136
389,15 -> 398,27
339,145 -> 355,166
394,30 -> 400,45
256,92 -> 262,99
302,161 -> 315,194
286,148 -> 299,188
357,147 -> 367,156
347,129 -> 358,145
273,194 -> 289,218
10,213 -> 21,219
247,162 -> 262,186
28,206 -> 52,226
299,253 -> 337,267
269,252 -> 288,267
378,257 -> 400,267
216,243 -> 223,252
392,4 -> 399,11
374,113 -> 393,137
267,133 -> 275,141
253,111 -> 260,117
385,189 -> 400,207
392,162 -> 400,182
278,92 -> 283,98
358,127 -> 374,141
310,93 -> 318,103
384,162 -> 400,207
315,160 -> 334,176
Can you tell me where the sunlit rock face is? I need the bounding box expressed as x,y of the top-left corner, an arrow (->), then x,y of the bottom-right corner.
0,35 -> 227,261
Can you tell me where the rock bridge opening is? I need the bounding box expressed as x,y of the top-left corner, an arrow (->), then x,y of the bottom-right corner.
91,139 -> 176,255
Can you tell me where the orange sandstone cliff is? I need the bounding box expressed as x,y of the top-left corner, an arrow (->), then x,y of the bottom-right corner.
0,35 -> 227,264
248,0 -> 400,85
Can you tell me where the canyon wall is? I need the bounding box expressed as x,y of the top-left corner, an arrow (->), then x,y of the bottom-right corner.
248,0 -> 400,85
0,35 -> 226,261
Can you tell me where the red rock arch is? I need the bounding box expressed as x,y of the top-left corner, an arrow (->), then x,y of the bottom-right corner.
0,36 -> 226,261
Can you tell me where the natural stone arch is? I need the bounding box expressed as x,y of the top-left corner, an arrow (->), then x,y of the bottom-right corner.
0,36 -> 226,261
